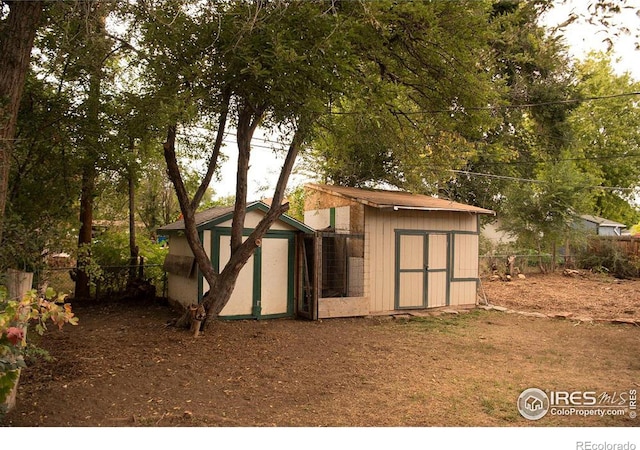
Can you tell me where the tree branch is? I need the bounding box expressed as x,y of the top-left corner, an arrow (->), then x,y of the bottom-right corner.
190,88 -> 231,210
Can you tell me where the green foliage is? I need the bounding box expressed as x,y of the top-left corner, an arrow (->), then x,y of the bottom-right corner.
285,185 -> 306,223
575,239 -> 640,279
303,0 -> 501,192
0,288 -> 78,415
90,228 -> 168,289
568,53 -> 640,225
498,156 -> 596,254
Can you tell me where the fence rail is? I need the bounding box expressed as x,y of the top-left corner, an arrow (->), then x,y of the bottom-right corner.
35,264 -> 167,300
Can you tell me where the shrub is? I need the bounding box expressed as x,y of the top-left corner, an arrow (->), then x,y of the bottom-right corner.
575,239 -> 640,279
0,287 -> 78,417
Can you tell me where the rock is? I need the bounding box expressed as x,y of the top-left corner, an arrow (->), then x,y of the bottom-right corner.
563,269 -> 582,277
611,318 -> 637,326
553,312 -> 573,319
519,312 -> 548,318
442,309 -> 459,315
573,316 -> 594,323
491,305 -> 508,312
392,314 -> 412,320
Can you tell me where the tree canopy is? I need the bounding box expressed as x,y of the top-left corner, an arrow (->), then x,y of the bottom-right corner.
1,0 -> 639,311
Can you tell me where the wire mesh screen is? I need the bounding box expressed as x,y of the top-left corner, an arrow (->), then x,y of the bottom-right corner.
320,232 -> 364,298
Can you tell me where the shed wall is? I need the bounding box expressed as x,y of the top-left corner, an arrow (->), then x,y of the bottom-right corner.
366,208 -> 480,313
215,209 -> 297,231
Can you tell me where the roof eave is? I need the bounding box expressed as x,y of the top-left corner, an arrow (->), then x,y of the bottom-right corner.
390,205 -> 496,215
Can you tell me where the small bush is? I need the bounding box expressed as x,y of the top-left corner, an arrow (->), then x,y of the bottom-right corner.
575,239 -> 640,279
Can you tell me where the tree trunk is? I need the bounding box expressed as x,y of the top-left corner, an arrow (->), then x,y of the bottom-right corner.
0,1 -> 44,242
163,98 -> 309,331
128,140 -> 139,284
74,163 -> 95,299
200,124 -> 306,329
73,6 -> 109,299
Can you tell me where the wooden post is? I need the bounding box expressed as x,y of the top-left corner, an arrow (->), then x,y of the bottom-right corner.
189,304 -> 206,337
506,255 -> 515,279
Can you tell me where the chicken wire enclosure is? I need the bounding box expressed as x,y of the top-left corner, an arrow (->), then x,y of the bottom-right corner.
319,232 -> 364,298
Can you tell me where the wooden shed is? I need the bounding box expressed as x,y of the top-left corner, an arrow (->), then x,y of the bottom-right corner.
303,184 -> 495,319
158,201 -> 314,320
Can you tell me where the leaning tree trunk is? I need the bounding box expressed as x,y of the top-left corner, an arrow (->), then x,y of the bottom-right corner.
199,120 -> 305,330
0,1 -> 44,242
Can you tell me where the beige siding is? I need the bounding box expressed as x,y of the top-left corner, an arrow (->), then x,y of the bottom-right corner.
304,209 -> 331,231
449,281 -> 477,306
428,272 -> 448,307
318,297 -> 369,318
304,205 -> 354,232
216,210 -> 298,231
453,234 -> 479,279
366,208 -> 480,313
218,234 -> 254,316
260,237 -> 290,316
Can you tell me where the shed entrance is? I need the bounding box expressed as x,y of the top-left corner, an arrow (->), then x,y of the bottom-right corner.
395,231 -> 449,309
212,230 -> 296,319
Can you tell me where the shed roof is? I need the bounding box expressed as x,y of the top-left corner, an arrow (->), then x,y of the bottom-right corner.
306,183 -> 495,215
158,201 -> 314,233
579,214 -> 626,229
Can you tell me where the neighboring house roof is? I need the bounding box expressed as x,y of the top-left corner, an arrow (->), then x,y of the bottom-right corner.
306,183 -> 495,215
158,201 -> 314,233
579,214 -> 627,229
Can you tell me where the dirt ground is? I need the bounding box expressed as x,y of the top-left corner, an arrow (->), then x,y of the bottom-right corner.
3,271 -> 640,427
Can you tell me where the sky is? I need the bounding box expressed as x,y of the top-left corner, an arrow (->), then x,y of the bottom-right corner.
540,0 -> 640,77
209,0 -> 640,201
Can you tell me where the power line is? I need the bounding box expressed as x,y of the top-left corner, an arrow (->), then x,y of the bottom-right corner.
451,169 -> 638,192
329,91 -> 640,115
476,152 -> 640,166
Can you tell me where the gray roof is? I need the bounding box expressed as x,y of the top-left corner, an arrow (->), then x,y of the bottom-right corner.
579,214 -> 626,228
159,204 -> 236,232
158,201 -> 314,233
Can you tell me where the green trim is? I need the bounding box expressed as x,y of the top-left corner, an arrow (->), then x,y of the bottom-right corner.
330,207 -> 336,228
395,230 -> 428,310
395,229 -> 452,309
196,201 -> 314,234
450,232 -> 482,284
424,233 -> 450,307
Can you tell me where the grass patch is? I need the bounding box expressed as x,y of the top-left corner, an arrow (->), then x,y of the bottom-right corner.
403,310 -> 485,334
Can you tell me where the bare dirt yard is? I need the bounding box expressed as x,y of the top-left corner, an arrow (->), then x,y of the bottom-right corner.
3,271 -> 640,427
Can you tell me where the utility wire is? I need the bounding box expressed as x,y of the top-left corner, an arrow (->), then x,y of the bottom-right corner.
451,169 -> 638,192
329,91 -> 640,115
